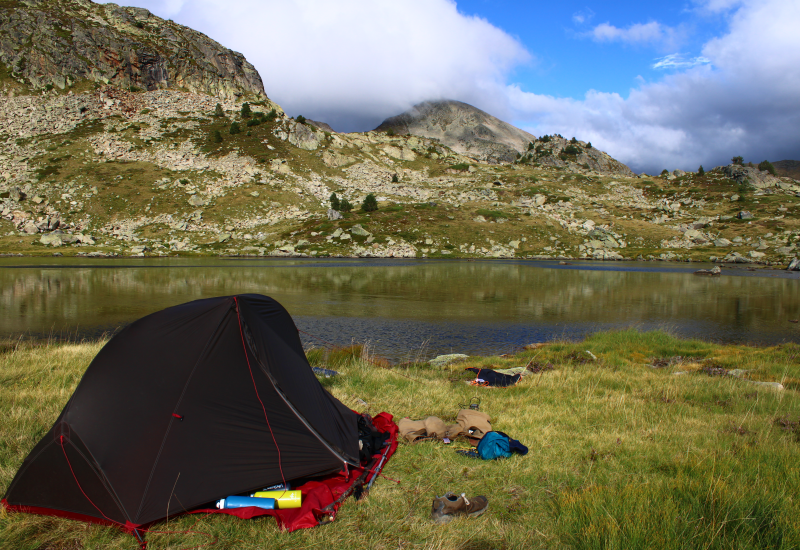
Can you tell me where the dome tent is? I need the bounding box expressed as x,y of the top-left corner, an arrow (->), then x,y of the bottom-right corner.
3,294 -> 360,534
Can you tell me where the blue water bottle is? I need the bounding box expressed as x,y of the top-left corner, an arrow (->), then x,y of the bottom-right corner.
216,495 -> 276,510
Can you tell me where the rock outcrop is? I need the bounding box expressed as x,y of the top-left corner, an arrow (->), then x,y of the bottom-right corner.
719,164 -> 783,189
374,100 -> 536,164
0,0 -> 265,99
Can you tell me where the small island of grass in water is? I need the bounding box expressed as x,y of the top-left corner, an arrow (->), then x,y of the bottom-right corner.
1,329 -> 799,549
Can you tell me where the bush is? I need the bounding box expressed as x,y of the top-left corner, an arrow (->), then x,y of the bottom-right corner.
386,128 -> 395,136
563,145 -> 582,156
391,174 -> 398,183
329,193 -> 340,211
731,156 -> 744,165
211,130 -> 222,143
241,102 -> 252,118
758,160 -> 776,176
585,142 -> 592,148
527,141 -> 534,151
361,193 -> 378,212
214,103 -> 224,117
570,137 -> 578,144
661,169 -> 670,176
296,115 -> 306,124
340,198 -> 353,213
246,118 -> 260,127
264,109 -> 277,122
539,135 -> 551,143
698,165 -> 705,176
229,122 -> 240,135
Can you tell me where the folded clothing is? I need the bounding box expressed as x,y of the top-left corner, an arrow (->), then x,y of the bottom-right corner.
399,409 -> 492,443
466,368 -> 521,387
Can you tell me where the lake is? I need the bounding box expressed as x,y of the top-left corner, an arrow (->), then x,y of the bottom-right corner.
0,257 -> 798,362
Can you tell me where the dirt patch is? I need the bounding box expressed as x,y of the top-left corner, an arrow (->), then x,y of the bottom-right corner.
649,356 -> 685,368
527,361 -> 554,374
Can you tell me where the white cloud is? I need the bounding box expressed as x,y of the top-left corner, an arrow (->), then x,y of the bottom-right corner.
586,21 -> 684,49
120,0 -> 530,132
114,0 -> 800,174
572,8 -> 595,26
509,0 -> 800,173
652,54 -> 711,70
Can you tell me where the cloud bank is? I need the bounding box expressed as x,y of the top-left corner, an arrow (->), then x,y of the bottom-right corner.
119,0 -> 800,174
125,0 -> 529,133
512,0 -> 800,173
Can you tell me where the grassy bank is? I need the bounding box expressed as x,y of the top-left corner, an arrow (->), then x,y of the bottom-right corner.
2,330 -> 800,549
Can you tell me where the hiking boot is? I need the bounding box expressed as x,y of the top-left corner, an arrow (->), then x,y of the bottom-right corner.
430,492 -> 489,524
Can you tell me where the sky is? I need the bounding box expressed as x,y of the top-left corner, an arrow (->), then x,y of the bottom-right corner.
112,0 -> 800,174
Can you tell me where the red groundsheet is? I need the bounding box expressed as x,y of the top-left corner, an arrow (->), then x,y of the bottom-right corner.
188,412 -> 399,532
3,413 -> 399,537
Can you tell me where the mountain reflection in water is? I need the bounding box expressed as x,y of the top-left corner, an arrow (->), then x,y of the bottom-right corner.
0,257 -> 797,362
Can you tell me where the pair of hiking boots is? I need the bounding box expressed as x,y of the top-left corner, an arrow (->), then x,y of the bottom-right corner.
430,492 -> 489,524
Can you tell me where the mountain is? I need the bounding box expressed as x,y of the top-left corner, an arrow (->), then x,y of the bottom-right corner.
0,0 -> 264,99
0,6 -> 798,265
773,160 -> 800,180
374,100 -> 535,164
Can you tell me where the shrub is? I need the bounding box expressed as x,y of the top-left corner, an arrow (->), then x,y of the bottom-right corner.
758,160 -> 776,175
585,142 -> 592,148
264,109 -> 277,122
540,135 -> 551,143
698,165 -> 705,176
246,118 -> 260,127
229,122 -> 240,135
661,169 -> 670,176
241,102 -> 252,118
329,193 -> 340,211
214,103 -> 224,117
296,115 -> 306,124
391,174 -> 398,183
362,193 -> 378,212
340,198 -> 353,212
563,145 -> 582,156
211,130 -> 222,143
386,128 -> 395,136
570,137 -> 578,144
731,156 -> 744,165
527,142 -> 534,151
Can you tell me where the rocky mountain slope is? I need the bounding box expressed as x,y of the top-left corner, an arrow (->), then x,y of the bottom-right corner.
375,100 -> 537,164
0,0 -> 264,99
0,8 -> 798,266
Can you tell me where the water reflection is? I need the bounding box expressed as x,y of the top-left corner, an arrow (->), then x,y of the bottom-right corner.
0,258 -> 798,361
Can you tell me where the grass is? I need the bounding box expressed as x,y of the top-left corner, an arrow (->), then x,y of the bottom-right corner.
1,330 -> 799,549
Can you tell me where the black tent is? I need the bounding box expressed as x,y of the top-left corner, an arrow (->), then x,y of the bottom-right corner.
3,294 -> 359,530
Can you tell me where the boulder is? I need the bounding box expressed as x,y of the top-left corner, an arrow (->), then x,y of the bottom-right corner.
787,258 -> 800,271
188,195 -> 206,207
217,232 -> 231,243
721,164 -> 782,189
22,221 -> 38,235
40,233 -> 63,246
693,266 -> 721,276
428,354 -> 469,367
714,238 -> 732,247
327,209 -> 343,220
350,224 -> 371,237
737,211 -> 753,220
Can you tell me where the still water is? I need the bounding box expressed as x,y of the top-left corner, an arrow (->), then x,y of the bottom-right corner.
0,257 -> 798,362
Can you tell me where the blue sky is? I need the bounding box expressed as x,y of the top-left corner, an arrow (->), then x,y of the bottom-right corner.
116,0 -> 800,174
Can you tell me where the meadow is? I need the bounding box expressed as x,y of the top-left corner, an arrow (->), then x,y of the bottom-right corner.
1,329 -> 799,549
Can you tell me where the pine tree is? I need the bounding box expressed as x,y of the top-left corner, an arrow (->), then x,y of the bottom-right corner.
362,193 -> 378,212
211,130 -> 222,143
214,103 -> 224,117
340,199 -> 353,212
329,193 -> 340,211
698,165 -> 705,176
229,122 -> 240,135
391,173 -> 399,183
240,102 -> 252,118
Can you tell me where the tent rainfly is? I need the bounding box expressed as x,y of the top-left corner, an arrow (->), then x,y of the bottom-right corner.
3,294 -> 360,534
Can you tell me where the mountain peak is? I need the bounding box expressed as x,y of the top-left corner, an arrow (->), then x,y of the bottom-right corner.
374,99 -> 535,164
